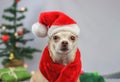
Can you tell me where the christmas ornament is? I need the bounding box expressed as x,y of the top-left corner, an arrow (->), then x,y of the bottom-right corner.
32,11 -> 80,38
2,26 -> 6,30
2,35 -> 9,42
18,28 -> 24,36
9,53 -> 15,60
16,0 -> 20,3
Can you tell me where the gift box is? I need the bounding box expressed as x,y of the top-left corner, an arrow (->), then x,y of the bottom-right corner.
80,72 -> 105,82
0,67 -> 31,82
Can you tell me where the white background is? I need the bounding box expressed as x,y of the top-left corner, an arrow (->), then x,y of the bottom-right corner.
0,0 -> 120,75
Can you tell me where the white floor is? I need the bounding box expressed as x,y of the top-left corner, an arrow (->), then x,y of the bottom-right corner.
23,79 -> 120,82
105,79 -> 120,82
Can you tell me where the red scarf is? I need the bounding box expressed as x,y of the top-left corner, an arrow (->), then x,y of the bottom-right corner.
39,46 -> 82,82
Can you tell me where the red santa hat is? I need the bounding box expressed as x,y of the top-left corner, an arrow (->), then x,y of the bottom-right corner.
32,11 -> 80,37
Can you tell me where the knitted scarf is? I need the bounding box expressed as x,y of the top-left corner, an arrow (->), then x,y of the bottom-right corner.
39,46 -> 82,82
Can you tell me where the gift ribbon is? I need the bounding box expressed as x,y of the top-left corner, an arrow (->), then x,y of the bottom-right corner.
0,67 -> 26,82
9,68 -> 18,82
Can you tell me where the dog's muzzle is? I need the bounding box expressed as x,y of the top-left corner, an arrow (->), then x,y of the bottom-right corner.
60,41 -> 69,51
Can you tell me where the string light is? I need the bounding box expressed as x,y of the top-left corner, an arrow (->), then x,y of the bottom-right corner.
24,64 -> 28,69
20,7 -> 26,12
2,26 -> 6,30
16,43 -> 19,47
14,32 -> 18,37
31,71 -> 35,75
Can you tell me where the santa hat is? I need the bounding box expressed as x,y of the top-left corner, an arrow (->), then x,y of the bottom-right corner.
32,11 -> 80,37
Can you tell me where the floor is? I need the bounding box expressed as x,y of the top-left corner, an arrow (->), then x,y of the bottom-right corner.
105,79 -> 120,82
23,79 -> 120,82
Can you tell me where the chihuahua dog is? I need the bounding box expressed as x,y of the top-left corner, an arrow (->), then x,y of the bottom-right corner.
30,31 -> 80,82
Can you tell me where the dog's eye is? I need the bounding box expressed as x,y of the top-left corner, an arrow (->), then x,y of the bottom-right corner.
70,36 -> 75,41
53,36 -> 59,41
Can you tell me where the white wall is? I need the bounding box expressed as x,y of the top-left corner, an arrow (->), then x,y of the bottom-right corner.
0,0 -> 120,75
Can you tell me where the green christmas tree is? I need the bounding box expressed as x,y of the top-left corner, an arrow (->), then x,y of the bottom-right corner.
0,0 -> 40,66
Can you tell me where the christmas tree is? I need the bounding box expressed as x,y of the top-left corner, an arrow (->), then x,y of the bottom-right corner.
0,0 -> 40,66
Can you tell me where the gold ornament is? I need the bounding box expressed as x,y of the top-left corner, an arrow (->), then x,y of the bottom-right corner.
9,53 -> 15,60
20,7 -> 26,12
2,26 -> 6,30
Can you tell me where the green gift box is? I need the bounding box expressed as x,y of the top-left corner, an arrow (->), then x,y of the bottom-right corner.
0,67 -> 31,82
80,72 -> 105,82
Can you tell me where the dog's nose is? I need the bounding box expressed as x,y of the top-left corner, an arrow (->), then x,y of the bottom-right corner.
62,41 -> 68,46
61,41 -> 68,51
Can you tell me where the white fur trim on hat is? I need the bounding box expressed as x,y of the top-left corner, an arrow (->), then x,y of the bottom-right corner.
32,22 -> 47,37
48,24 -> 80,37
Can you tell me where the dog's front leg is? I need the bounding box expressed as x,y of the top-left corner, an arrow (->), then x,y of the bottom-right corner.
30,70 -> 48,82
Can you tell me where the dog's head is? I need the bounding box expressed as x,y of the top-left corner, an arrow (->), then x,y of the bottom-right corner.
49,31 -> 78,55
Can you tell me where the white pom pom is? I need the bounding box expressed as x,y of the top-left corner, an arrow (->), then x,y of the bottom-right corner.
32,22 -> 47,37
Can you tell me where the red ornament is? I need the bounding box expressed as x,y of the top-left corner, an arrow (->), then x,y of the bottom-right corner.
16,0 -> 20,2
2,35 -> 9,42
18,28 -> 24,36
